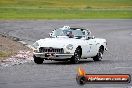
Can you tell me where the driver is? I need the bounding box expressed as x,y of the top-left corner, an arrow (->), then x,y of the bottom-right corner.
67,31 -> 74,38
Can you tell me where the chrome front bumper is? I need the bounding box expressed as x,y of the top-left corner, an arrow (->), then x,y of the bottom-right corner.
33,52 -> 74,59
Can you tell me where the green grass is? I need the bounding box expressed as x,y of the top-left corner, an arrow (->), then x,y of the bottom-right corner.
0,51 -> 10,60
0,0 -> 132,19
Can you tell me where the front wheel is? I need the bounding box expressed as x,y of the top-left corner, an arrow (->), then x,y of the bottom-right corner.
93,47 -> 103,61
70,47 -> 81,64
33,55 -> 44,64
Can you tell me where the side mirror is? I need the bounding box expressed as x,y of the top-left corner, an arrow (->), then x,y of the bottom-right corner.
49,33 -> 53,37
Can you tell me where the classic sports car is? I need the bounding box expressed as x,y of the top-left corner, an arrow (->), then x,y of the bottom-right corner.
33,26 -> 107,64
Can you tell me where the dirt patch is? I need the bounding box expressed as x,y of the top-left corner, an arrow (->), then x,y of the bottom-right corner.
0,35 -> 33,67
0,35 -> 30,60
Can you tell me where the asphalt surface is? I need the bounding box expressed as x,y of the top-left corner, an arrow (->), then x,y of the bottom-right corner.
0,19 -> 132,88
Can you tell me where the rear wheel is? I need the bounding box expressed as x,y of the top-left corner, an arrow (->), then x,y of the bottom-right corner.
33,55 -> 44,64
70,47 -> 81,64
93,47 -> 104,61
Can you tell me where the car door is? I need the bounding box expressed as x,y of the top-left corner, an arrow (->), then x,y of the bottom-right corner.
86,38 -> 98,57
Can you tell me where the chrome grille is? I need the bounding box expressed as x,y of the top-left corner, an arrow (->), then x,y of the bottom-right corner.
39,47 -> 64,53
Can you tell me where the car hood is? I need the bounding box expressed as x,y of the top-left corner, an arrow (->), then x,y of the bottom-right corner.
37,38 -> 83,48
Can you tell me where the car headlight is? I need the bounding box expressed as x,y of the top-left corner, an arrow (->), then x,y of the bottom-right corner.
66,44 -> 73,50
33,42 -> 39,49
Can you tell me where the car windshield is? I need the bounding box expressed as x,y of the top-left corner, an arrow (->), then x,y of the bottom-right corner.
52,28 -> 85,39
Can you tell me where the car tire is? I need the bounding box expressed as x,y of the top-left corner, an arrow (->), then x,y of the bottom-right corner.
33,55 -> 44,64
93,47 -> 104,61
70,47 -> 81,64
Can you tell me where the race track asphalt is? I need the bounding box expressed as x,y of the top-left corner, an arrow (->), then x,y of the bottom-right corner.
0,19 -> 132,88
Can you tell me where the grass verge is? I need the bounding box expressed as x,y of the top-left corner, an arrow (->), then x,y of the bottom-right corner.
0,51 -> 11,58
0,0 -> 132,19
0,7 -> 132,19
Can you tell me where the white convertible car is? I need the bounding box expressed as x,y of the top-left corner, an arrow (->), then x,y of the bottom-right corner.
33,26 -> 107,64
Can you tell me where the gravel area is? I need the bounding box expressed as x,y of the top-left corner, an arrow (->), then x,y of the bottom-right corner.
0,50 -> 33,67
0,35 -> 32,67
